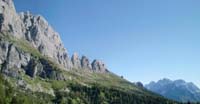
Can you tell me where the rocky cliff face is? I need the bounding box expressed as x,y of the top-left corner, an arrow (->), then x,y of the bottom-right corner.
0,36 -> 66,80
92,60 -> 108,73
0,0 -> 108,79
19,12 -> 72,70
0,0 -> 72,70
0,0 -> 23,38
71,53 -> 81,69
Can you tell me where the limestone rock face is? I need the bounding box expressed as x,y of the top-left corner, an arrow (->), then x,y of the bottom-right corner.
0,0 -> 109,75
71,53 -> 81,69
0,0 -> 72,70
91,60 -> 108,73
0,40 -> 10,65
19,12 -> 72,70
0,38 -> 66,80
0,0 -> 24,38
0,40 -> 30,78
81,56 -> 92,70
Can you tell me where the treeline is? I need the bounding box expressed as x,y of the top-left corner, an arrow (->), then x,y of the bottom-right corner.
53,83 -> 178,104
0,74 -> 199,104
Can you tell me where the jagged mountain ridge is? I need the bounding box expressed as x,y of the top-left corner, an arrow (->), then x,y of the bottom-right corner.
145,78 -> 200,102
0,0 -> 108,73
0,0 -> 182,103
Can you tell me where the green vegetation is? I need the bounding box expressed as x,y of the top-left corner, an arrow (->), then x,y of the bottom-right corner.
0,73 -> 182,104
53,83 -> 179,104
3,73 -> 200,104
0,33 -> 199,103
0,74 -> 54,104
0,33 -> 143,92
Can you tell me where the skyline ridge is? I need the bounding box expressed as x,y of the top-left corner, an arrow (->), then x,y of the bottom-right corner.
13,0 -> 200,88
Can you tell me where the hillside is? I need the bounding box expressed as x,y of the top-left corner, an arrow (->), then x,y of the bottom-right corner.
0,0 -> 182,103
0,32 -> 180,103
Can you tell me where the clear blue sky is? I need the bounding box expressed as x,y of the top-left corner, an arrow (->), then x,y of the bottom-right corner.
14,0 -> 200,87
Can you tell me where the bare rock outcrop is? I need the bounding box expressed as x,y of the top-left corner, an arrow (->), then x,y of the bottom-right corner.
0,38 -> 66,80
71,53 -> 81,69
91,60 -> 108,73
0,0 -> 72,70
81,56 -> 92,70
0,0 -> 24,38
0,0 -> 109,77
19,12 -> 72,70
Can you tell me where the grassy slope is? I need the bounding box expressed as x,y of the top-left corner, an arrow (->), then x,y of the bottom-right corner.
0,33 -> 181,104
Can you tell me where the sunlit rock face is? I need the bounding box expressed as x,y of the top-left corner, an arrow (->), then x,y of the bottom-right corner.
81,56 -> 92,70
71,53 -> 81,69
19,12 -> 72,70
0,0 -> 72,70
0,0 -> 109,73
91,60 -> 108,73
0,0 -> 24,38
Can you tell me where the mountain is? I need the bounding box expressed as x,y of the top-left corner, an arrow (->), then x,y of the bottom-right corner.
145,78 -> 200,102
0,0 -> 181,103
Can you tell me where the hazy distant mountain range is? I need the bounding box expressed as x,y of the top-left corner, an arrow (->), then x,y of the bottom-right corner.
145,78 -> 200,102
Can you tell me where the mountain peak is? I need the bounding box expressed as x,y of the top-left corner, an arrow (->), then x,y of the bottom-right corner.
159,78 -> 172,82
91,59 -> 108,73
174,79 -> 185,83
0,0 -> 23,38
145,78 -> 200,102
0,0 -> 109,73
71,52 -> 81,69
